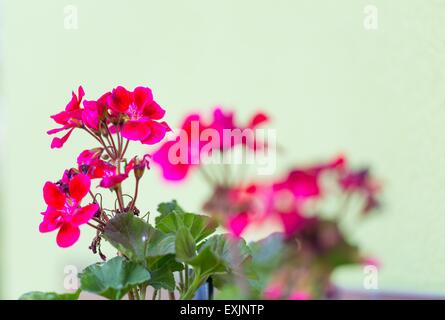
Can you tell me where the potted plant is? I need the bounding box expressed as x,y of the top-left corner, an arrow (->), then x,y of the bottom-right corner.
20,86 -> 381,300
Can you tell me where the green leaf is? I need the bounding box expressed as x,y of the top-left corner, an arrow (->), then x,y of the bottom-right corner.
79,256 -> 150,300
103,213 -> 178,291
19,289 -> 81,300
175,227 -> 196,262
188,246 -> 228,278
200,234 -> 251,270
157,200 -> 185,216
200,234 -> 253,289
156,201 -> 216,243
146,255 -> 182,291
103,213 -> 175,265
145,233 -> 176,258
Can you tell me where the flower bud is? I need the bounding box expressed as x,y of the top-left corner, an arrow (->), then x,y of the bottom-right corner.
133,157 -> 146,180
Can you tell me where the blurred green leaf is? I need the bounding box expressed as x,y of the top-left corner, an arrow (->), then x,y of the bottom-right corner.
19,289 -> 81,300
249,232 -> 285,273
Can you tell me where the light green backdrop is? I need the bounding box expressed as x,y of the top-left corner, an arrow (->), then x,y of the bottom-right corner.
2,0 -> 445,299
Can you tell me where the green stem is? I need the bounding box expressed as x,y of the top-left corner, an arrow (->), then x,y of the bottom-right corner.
184,264 -> 189,291
139,285 -> 147,300
130,178 -> 140,211
181,273 -> 203,300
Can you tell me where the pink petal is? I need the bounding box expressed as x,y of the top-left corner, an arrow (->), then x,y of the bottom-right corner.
152,140 -> 192,181
288,291 -> 311,300
279,211 -> 305,237
50,111 -> 70,125
248,112 -> 269,128
108,125 -> 118,134
50,128 -> 74,149
56,223 -> 81,248
99,174 -> 128,189
43,182 -> 66,209
39,209 -> 63,233
142,121 -> 171,145
82,101 -> 100,130
47,126 -> 68,135
121,120 -> 151,141
78,85 -> 85,102
69,174 -> 91,202
263,283 -> 283,300
226,212 -> 249,238
77,148 -> 101,165
287,170 -> 320,198
72,203 -> 99,226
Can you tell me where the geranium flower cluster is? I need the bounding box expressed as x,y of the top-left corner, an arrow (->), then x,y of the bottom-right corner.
48,85 -> 170,149
40,85 -> 168,248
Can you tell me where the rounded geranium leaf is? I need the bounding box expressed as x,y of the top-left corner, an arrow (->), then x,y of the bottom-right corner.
79,256 -> 151,300
69,174 -> 91,202
43,182 -> 66,209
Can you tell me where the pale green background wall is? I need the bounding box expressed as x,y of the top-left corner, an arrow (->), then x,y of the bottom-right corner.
2,0 -> 445,299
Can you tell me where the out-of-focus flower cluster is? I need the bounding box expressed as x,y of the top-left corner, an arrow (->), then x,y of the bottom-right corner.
152,107 -> 382,299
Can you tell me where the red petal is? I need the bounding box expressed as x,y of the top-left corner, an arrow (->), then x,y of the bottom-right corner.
43,182 -> 66,209
99,174 -> 128,189
152,140 -> 192,181
227,212 -> 249,238
144,101 -> 165,120
69,174 -> 91,202
248,112 -> 269,128
72,203 -> 99,226
39,209 -> 63,233
121,120 -> 151,141
108,86 -> 131,113
50,128 -> 74,149
47,126 -> 68,135
142,121 -> 171,145
133,86 -> 153,110
78,85 -> 85,102
56,223 -> 80,248
50,111 -> 70,125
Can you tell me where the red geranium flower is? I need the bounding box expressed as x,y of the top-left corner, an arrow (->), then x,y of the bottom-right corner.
40,173 -> 99,248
